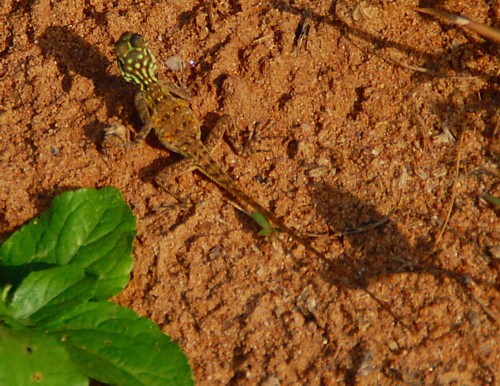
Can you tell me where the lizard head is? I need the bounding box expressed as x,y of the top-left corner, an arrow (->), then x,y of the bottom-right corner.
115,32 -> 158,91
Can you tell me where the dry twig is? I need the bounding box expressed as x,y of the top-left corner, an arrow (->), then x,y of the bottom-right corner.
416,7 -> 500,44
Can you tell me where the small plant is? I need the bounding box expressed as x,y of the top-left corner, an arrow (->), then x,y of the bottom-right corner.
483,193 -> 500,208
250,211 -> 281,237
0,187 -> 193,386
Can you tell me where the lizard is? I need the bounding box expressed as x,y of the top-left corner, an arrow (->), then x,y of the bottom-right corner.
112,32 -> 330,264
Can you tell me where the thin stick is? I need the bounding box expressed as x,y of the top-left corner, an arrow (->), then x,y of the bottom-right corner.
434,130 -> 465,248
416,8 -> 500,44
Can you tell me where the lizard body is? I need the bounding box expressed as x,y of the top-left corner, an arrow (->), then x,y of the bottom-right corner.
114,32 -> 329,263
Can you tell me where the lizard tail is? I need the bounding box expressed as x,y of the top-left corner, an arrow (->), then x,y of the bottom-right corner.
198,160 -> 330,264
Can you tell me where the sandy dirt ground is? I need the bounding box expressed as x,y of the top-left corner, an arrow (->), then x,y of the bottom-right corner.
1,0 -> 499,384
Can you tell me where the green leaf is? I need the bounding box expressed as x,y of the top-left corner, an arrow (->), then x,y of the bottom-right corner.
46,302 -> 194,386
0,188 -> 136,298
0,188 -> 193,384
0,324 -> 87,386
8,266 -> 97,325
250,211 -> 280,236
483,193 -> 500,207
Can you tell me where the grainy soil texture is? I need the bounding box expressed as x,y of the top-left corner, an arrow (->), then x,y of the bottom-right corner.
1,0 -> 499,384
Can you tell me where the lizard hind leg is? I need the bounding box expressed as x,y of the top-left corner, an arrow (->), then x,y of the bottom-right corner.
203,113 -> 256,156
204,114 -> 232,152
207,115 -> 274,157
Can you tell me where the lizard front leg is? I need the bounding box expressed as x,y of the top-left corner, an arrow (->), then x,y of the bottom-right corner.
133,92 -> 155,143
103,92 -> 154,146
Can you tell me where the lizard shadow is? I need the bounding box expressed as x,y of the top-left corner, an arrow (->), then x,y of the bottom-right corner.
38,26 -> 138,146
311,182 -> 481,299
130,115 -> 474,298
